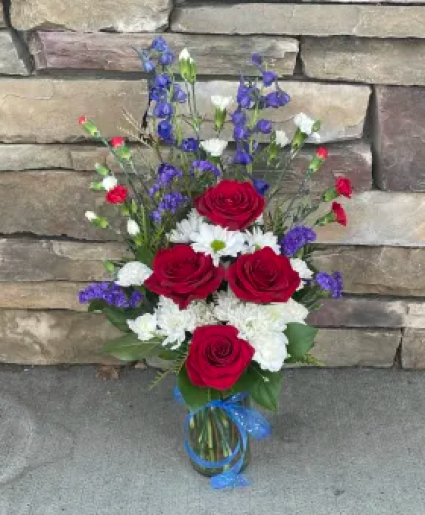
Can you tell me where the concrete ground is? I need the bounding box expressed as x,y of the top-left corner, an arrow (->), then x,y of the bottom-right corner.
1,367 -> 425,515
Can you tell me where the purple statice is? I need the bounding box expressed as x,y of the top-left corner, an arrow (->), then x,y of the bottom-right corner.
181,137 -> 198,153
191,160 -> 221,177
280,226 -> 317,257
315,272 -> 343,299
151,192 -> 190,223
157,163 -> 183,186
78,282 -> 143,308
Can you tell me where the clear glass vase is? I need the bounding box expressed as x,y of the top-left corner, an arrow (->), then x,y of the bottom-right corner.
186,396 -> 251,477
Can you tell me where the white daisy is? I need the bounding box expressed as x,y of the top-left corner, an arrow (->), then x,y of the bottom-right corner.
115,261 -> 152,287
211,95 -> 233,111
127,219 -> 140,236
169,209 -> 203,243
102,176 -> 118,191
155,296 -> 197,349
294,113 -> 316,136
251,332 -> 288,372
290,258 -> 314,290
244,227 -> 280,254
200,138 -> 228,157
275,130 -> 290,147
190,223 -> 246,266
127,313 -> 158,341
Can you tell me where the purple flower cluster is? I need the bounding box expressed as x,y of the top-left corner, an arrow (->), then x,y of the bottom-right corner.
138,36 -> 176,73
280,226 -> 317,256
315,271 -> 343,299
150,192 -> 190,223
79,282 -> 143,308
190,160 -> 221,178
149,163 -> 183,197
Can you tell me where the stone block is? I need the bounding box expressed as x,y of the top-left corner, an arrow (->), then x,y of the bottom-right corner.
0,30 -> 29,75
402,329 -> 425,369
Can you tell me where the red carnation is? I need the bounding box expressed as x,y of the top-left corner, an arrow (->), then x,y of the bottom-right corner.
78,116 -> 87,125
316,147 -> 328,159
194,180 -> 265,231
332,202 -> 347,226
105,185 -> 128,204
144,245 -> 225,309
227,246 -> 301,303
335,177 -> 352,198
110,136 -> 125,148
186,325 -> 254,391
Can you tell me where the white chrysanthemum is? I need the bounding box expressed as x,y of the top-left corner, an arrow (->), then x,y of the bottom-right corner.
275,130 -> 290,147
85,211 -> 97,221
127,219 -> 140,236
102,176 -> 118,191
127,313 -> 158,341
294,113 -> 316,136
155,296 -> 197,349
200,138 -> 228,157
211,95 -> 233,111
265,298 -> 309,325
115,261 -> 152,287
290,258 -> 314,290
244,227 -> 280,254
213,288 -> 242,322
190,301 -> 217,326
251,332 -> 288,372
179,48 -> 192,62
228,303 -> 287,342
190,223 -> 246,266
169,209 -> 203,243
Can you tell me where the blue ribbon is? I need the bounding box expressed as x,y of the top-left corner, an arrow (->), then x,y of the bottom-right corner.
174,386 -> 271,489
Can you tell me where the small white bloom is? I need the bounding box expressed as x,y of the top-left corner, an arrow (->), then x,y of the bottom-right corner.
265,299 -> 309,325
127,219 -> 140,236
155,296 -> 197,349
251,332 -> 288,372
189,301 -> 217,326
102,176 -> 118,191
213,288 -> 242,322
275,130 -> 290,147
190,223 -> 246,266
115,261 -> 152,287
169,209 -> 203,243
290,258 -> 314,290
85,211 -> 97,222
211,95 -> 233,111
294,113 -> 316,136
179,48 -> 192,62
228,303 -> 287,342
244,227 -> 280,254
200,138 -> 228,157
127,313 -> 157,341
309,132 -> 322,143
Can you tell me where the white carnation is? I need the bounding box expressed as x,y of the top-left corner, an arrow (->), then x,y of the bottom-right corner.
265,298 -> 309,325
251,332 -> 288,372
169,209 -> 203,243
179,48 -> 193,62
213,288 -> 242,322
102,176 -> 118,191
228,303 -> 287,342
155,296 -> 197,349
190,223 -> 246,266
115,261 -> 152,287
275,130 -> 290,147
189,301 -> 217,326
85,211 -> 97,221
127,313 -> 158,341
290,258 -> 314,290
294,113 -> 316,136
211,95 -> 233,111
244,227 -> 280,254
200,138 -> 228,157
127,219 -> 140,236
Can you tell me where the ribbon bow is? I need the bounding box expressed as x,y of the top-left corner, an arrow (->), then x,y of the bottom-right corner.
174,386 -> 271,489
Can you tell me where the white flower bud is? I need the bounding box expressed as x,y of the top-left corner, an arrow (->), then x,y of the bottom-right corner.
275,130 -> 290,147
85,211 -> 97,222
200,138 -> 228,157
101,176 -> 118,191
127,219 -> 140,236
211,95 -> 233,111
179,48 -> 192,62
293,113 -> 316,136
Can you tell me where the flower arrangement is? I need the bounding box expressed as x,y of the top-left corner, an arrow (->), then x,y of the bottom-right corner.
78,37 -> 351,489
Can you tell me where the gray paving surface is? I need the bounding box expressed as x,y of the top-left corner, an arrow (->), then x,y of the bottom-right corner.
1,366 -> 425,515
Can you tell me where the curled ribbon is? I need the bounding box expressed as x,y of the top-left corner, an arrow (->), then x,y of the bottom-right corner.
174,386 -> 271,489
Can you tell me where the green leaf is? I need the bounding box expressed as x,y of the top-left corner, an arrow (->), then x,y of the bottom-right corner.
102,333 -> 164,361
88,299 -> 108,313
102,306 -> 141,332
159,349 -> 179,360
231,365 -> 282,412
135,247 -> 154,267
177,367 -> 220,411
285,322 -> 318,359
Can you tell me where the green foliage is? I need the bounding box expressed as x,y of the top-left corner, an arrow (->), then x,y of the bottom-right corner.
177,367 -> 221,411
285,322 -> 318,359
135,246 -> 155,267
231,365 -> 282,412
285,353 -> 324,366
102,333 -> 165,361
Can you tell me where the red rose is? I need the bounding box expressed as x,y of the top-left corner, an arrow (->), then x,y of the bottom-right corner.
78,116 -> 87,125
144,245 -> 225,309
335,177 -> 352,198
194,180 -> 265,230
332,201 -> 347,226
110,136 -> 125,148
105,185 -> 128,204
316,147 -> 328,159
227,246 -> 300,303
186,325 -> 254,391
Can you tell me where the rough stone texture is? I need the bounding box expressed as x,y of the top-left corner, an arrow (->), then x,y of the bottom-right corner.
0,79 -> 145,143
11,0 -> 172,32
0,31 -> 29,76
172,4 -> 425,38
302,37 -> 425,87
0,79 -> 370,144
0,171 -> 123,239
0,282 -> 87,311
0,239 -> 124,282
308,298 -> 425,329
313,192 -> 425,247
311,329 -> 400,367
374,86 -> 425,192
401,329 -> 425,369
29,31 -> 298,76
0,1 -> 4,27
0,310 -> 120,364
313,247 -> 425,297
